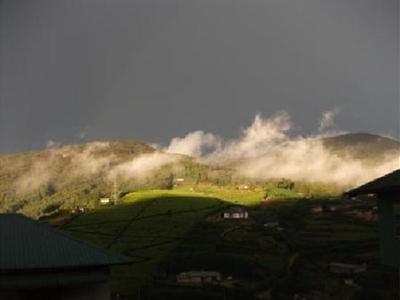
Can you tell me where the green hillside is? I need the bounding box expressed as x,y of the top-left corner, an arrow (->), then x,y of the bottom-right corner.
0,133 -> 398,219
59,189 -> 397,299
0,140 -> 158,217
62,190 -> 225,295
322,133 -> 400,162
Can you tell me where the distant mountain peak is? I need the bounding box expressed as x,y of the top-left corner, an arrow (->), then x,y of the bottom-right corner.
321,132 -> 400,161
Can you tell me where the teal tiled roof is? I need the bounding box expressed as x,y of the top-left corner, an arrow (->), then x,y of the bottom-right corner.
0,214 -> 131,272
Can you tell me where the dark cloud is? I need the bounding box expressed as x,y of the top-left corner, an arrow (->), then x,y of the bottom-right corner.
0,0 -> 398,153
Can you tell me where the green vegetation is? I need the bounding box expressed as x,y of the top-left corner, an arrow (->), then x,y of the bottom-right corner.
1,134 -> 398,298
62,190 -> 224,295
0,140 -> 157,218
322,133 -> 400,162
264,178 -> 344,198
187,184 -> 265,206
264,187 -> 301,199
1,133 -> 398,219
49,187 -> 396,299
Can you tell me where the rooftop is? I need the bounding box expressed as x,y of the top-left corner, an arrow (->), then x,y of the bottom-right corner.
346,169 -> 400,197
225,206 -> 248,213
0,214 -> 131,273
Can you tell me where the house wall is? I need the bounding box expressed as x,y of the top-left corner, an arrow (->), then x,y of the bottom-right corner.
60,282 -> 111,300
0,268 -> 112,300
223,212 -> 248,219
377,193 -> 400,267
0,282 -> 110,300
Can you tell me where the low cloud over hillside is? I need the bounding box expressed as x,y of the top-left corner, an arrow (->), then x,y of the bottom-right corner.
163,111 -> 399,186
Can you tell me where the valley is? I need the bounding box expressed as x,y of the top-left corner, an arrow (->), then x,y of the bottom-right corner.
43,186 -> 397,300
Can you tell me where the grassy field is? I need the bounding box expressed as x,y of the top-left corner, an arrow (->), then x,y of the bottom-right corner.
58,186 -> 397,299
62,189 -> 245,296
183,184 -> 265,206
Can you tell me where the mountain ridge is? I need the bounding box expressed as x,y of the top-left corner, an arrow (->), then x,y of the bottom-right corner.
0,133 -> 398,218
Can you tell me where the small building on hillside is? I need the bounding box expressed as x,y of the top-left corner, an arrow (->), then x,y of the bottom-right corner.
222,206 -> 249,220
328,262 -> 367,275
173,178 -> 185,187
99,198 -> 112,205
176,271 -> 221,285
237,185 -> 250,190
0,214 -> 131,300
346,169 -> 400,267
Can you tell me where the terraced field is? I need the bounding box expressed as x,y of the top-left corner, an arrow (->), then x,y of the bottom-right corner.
61,190 -> 240,295
56,188 -> 397,299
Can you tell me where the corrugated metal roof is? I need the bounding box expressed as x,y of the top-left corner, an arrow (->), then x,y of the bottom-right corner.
0,214 -> 131,272
347,169 -> 400,197
225,205 -> 247,213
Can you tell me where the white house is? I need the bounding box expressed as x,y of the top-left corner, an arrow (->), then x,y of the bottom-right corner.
99,198 -> 111,205
223,206 -> 249,219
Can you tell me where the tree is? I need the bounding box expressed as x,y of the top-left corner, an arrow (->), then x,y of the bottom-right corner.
164,174 -> 174,190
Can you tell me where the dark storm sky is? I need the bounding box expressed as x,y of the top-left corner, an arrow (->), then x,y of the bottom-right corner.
0,0 -> 398,153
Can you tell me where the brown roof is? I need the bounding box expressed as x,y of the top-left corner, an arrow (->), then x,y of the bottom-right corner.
347,169 -> 400,197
